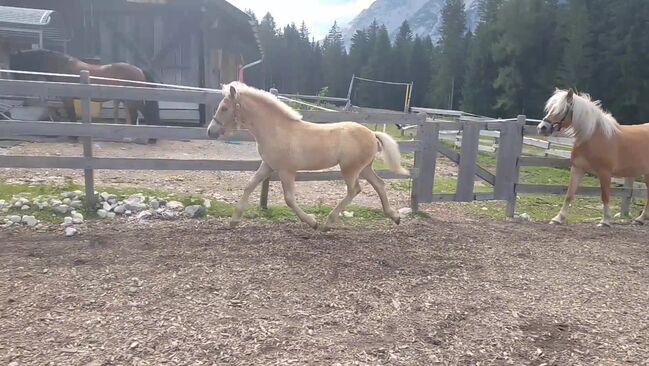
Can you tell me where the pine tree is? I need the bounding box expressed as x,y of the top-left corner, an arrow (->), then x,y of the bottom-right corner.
462,0 -> 503,116
322,22 -> 348,96
409,36 -> 434,107
430,0 -> 467,110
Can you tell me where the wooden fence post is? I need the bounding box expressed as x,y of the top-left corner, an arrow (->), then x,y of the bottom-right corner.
621,177 -> 635,217
495,115 -> 525,218
410,121 -> 439,211
455,121 -> 481,201
80,70 -> 96,212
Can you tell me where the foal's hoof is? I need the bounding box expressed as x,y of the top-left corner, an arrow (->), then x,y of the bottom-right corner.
549,219 -> 563,226
229,220 -> 241,229
597,222 -> 611,228
632,220 -> 645,226
394,216 -> 401,225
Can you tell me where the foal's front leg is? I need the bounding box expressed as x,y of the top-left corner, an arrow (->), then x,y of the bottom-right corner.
598,173 -> 613,228
551,166 -> 585,225
278,171 -> 318,229
230,161 -> 273,228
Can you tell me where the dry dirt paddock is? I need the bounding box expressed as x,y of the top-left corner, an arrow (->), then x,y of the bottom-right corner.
1,216 -> 648,365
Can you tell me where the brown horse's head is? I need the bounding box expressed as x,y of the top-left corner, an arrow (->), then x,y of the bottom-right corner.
9,49 -> 69,80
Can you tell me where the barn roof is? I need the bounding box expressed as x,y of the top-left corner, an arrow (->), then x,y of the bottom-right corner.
0,5 -> 54,26
0,5 -> 70,45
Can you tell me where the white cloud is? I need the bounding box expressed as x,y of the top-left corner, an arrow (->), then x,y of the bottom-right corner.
228,0 -> 374,39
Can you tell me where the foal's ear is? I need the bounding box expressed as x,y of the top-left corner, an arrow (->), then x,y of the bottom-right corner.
567,88 -> 575,102
229,85 -> 237,100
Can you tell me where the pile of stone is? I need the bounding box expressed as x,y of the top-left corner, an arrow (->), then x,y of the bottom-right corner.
96,192 -> 207,221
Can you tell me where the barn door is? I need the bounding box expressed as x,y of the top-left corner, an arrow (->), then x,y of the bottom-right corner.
99,11 -> 203,123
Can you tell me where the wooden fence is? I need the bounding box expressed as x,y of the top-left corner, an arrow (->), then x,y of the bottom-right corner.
1,74 -> 645,218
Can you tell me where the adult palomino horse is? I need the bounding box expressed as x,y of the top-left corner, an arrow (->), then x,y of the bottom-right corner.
9,49 -> 159,125
207,82 -> 409,230
537,88 -> 649,227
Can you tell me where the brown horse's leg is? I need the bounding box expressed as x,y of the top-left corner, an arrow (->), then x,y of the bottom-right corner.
633,174 -> 649,225
361,164 -> 400,224
324,169 -> 362,230
63,99 -> 77,122
126,102 -> 138,125
551,166 -> 585,225
230,161 -> 273,228
598,172 -> 613,228
113,100 -> 120,124
278,170 -> 318,229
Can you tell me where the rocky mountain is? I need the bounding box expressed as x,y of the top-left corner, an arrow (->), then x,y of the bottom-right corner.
343,0 -> 480,45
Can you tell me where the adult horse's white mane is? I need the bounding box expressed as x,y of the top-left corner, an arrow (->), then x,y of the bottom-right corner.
545,89 -> 619,141
223,82 -> 303,122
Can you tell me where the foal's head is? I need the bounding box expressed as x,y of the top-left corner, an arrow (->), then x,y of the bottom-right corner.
207,84 -> 240,140
538,88 -> 575,136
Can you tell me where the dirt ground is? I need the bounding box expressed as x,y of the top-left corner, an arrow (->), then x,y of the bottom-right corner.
1,214 -> 648,365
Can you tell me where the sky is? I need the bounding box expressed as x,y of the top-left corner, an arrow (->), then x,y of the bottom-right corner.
228,0 -> 375,39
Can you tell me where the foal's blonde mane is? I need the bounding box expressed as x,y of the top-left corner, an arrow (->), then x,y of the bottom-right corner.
545,89 -> 619,141
223,82 -> 303,121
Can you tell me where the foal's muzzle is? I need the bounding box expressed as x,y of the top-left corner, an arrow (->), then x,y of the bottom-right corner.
206,119 -> 224,139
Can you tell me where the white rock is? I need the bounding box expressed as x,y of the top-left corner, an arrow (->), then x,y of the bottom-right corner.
106,212 -> 116,219
70,200 -> 83,209
62,198 -> 71,205
21,205 -> 31,211
519,213 -> 531,221
166,201 -> 184,211
65,227 -> 78,237
614,212 -> 622,219
114,205 -> 127,215
22,216 -> 39,227
0,199 -> 5,208
398,207 -> 413,216
61,216 -> 73,227
9,215 -> 22,223
50,199 -> 62,207
137,211 -> 152,220
107,197 -> 118,205
342,211 -> 354,218
97,209 -> 108,219
72,212 -> 84,224
161,210 -> 178,220
125,210 -> 132,216
203,199 -> 212,209
102,202 -> 112,211
54,204 -> 69,214
149,199 -> 160,210
73,190 -> 83,196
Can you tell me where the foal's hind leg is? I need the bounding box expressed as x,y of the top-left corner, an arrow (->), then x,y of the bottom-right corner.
551,166 -> 585,225
323,171 -> 362,230
361,165 -> 400,224
633,174 -> 649,225
279,171 -> 319,229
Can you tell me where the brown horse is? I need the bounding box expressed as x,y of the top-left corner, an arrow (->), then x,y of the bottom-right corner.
207,82 -> 408,231
9,49 -> 159,125
538,88 -> 649,227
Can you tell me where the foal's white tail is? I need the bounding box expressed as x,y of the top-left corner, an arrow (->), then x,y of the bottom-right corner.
374,132 -> 409,176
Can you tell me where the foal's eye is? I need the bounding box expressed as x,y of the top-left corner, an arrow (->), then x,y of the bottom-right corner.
221,107 -> 229,112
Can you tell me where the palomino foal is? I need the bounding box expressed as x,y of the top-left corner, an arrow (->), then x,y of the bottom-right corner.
207,82 -> 409,230
538,88 -> 649,227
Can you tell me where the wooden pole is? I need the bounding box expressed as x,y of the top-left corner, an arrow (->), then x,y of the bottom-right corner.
80,70 -> 96,212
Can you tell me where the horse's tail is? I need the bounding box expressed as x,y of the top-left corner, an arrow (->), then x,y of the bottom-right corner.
141,69 -> 160,125
374,132 -> 409,176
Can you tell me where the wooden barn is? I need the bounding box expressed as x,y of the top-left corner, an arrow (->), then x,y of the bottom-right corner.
0,0 -> 263,125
